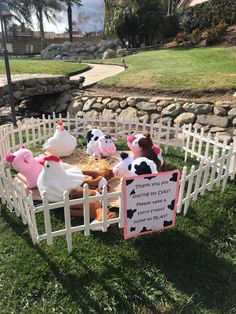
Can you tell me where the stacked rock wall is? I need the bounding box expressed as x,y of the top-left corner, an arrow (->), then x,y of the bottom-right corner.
41,40 -> 121,60
68,93 -> 236,143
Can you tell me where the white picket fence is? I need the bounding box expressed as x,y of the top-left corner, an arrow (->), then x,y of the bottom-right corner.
0,114 -> 236,251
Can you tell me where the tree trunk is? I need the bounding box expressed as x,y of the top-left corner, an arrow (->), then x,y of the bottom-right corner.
3,18 -> 8,42
38,10 -> 46,51
67,4 -> 73,42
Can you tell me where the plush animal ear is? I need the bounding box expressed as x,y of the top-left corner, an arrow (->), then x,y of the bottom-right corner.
127,134 -> 136,143
21,145 -> 27,149
23,151 -> 32,164
120,152 -> 129,160
144,133 -> 153,146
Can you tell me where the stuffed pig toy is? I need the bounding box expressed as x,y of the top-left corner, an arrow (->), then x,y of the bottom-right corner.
5,146 -> 44,189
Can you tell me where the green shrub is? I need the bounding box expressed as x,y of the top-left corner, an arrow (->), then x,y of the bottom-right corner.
206,20 -> 229,44
179,0 -> 236,32
175,31 -> 189,43
189,28 -> 202,44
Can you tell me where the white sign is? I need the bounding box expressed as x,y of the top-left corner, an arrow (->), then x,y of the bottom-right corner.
123,170 -> 180,239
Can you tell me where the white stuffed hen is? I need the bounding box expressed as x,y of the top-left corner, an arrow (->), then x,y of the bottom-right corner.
43,121 -> 77,157
37,155 -> 84,202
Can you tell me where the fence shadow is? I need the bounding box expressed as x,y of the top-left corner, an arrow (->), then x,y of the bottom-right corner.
132,223 -> 235,312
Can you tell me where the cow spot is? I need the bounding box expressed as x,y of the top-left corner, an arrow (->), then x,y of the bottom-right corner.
126,179 -> 134,186
130,227 -> 136,232
87,130 -> 93,143
170,173 -> 178,182
120,152 -> 129,160
127,209 -> 137,219
144,175 -> 156,180
163,220 -> 173,227
167,199 -> 175,211
128,164 -> 132,171
140,226 -> 152,233
134,162 -> 152,175
130,189 -> 135,196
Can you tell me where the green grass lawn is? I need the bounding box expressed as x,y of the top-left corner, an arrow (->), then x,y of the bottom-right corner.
0,59 -> 89,76
100,47 -> 236,92
0,145 -> 235,314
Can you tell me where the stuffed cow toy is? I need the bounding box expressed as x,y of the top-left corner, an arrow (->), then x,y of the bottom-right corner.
86,129 -> 116,159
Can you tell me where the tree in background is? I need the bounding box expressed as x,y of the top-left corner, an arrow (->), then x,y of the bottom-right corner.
104,0 -> 164,47
61,0 -> 82,42
29,0 -> 62,50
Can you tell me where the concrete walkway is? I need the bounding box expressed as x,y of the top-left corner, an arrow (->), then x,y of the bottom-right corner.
0,63 -> 124,88
70,63 -> 125,87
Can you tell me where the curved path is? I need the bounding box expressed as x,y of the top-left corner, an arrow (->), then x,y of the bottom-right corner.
70,63 -> 125,87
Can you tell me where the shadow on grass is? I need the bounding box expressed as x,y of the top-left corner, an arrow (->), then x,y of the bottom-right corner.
2,191 -> 235,313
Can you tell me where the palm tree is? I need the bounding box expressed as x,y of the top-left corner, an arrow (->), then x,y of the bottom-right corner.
29,0 -> 63,50
61,0 -> 82,42
7,0 -> 32,25
103,0 -> 138,38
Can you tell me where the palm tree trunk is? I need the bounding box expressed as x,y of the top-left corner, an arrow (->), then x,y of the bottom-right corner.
67,3 -> 73,42
38,9 -> 46,50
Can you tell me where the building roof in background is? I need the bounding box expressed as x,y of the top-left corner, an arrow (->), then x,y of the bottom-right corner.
178,0 -> 209,8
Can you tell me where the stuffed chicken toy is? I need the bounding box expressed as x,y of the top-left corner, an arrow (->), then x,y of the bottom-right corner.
37,155 -> 85,202
5,146 -> 44,189
86,129 -> 116,159
43,121 -> 77,157
37,155 -> 117,229
127,133 -> 164,170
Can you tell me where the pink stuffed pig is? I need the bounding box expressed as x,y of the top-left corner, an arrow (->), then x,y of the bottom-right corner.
5,146 -> 44,189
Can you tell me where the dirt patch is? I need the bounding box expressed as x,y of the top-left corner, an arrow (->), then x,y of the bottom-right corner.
89,84 -> 236,103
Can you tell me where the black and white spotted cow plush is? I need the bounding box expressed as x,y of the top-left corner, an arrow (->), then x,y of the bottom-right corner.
131,157 -> 158,176
113,154 -> 158,177
86,129 -> 116,159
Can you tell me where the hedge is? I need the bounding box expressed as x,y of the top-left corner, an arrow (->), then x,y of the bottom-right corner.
178,0 -> 236,32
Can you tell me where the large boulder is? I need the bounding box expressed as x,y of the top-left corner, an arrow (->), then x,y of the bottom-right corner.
83,98 -> 96,111
196,115 -> 229,128
183,103 -> 212,114
174,112 -> 195,126
118,107 -> 137,120
161,103 -> 183,117
136,101 -> 156,111
116,48 -> 127,57
102,49 -> 116,59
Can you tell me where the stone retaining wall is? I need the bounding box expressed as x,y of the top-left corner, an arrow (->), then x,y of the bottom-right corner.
68,93 -> 236,143
0,75 -> 77,123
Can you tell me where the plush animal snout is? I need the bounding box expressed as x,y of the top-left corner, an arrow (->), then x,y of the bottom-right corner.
5,152 -> 15,163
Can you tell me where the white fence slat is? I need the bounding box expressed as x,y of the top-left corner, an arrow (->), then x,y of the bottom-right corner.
63,191 -> 73,252
193,160 -> 204,201
83,184 -> 91,236
102,185 -> 108,232
119,179 -> 124,228
199,158 -> 211,196
183,165 -> 195,216
177,167 -> 187,213
42,193 -> 53,245
222,148 -> 232,191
